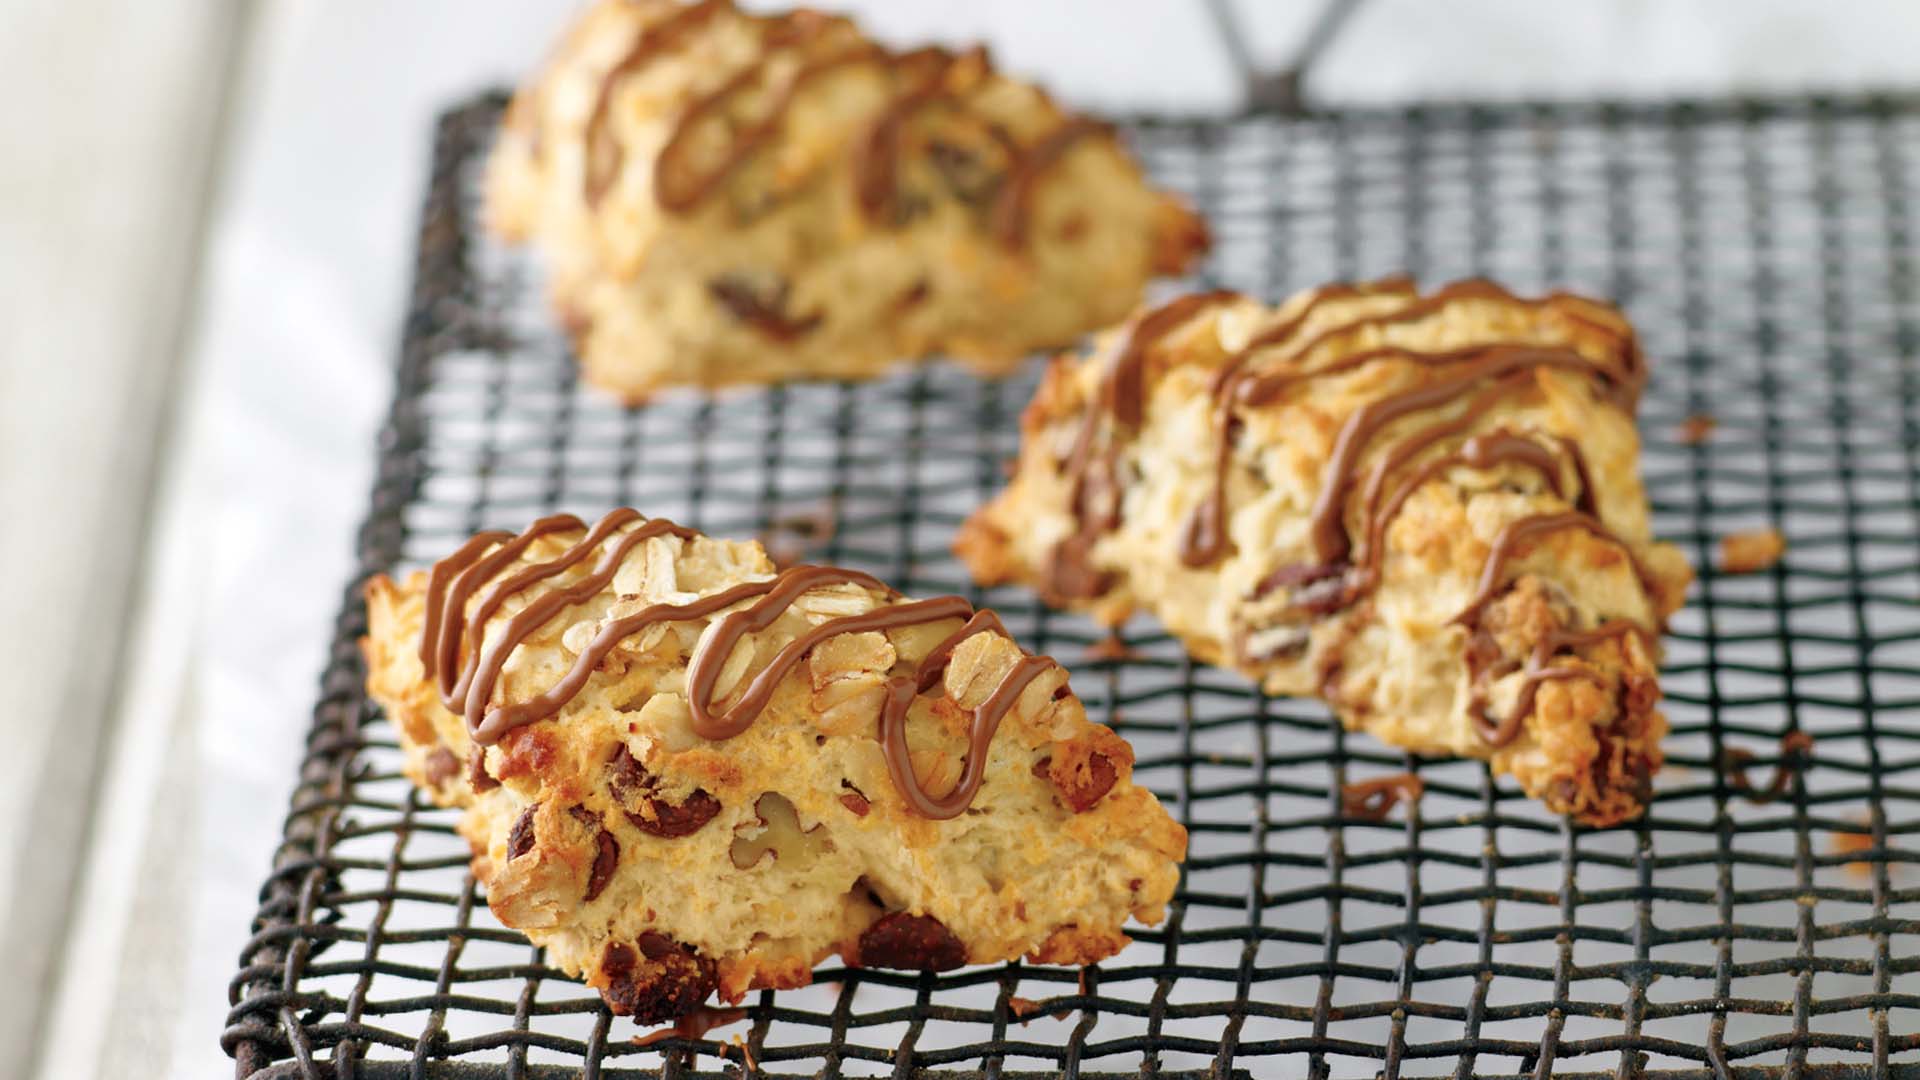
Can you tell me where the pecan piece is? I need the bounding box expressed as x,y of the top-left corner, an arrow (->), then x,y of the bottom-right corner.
854,911 -> 967,971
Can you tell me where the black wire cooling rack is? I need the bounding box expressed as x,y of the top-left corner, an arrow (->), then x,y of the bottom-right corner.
222,90 -> 1920,1080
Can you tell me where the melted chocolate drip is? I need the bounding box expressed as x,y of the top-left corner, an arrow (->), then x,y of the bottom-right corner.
418,510 -> 1060,819
583,0 -> 731,205
986,117 -> 1111,249
1047,290 -> 1243,599
1177,278 -> 1640,569
1451,512 -> 1660,630
655,36 -> 887,213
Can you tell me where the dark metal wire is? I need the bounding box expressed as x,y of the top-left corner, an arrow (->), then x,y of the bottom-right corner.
1204,0 -> 1367,113
224,92 -> 1920,1079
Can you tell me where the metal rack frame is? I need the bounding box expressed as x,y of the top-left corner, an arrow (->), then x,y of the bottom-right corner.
222,86 -> 1920,1080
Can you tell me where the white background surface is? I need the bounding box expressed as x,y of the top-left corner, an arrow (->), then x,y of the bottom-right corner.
9,3 -> 1920,1078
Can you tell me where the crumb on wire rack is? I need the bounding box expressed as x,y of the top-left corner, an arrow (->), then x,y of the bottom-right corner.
1676,413 -> 1717,444
1719,528 -> 1786,574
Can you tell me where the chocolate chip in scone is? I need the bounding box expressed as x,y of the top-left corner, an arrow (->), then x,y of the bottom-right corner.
569,806 -> 619,902
855,911 -> 967,972
424,746 -> 460,787
600,935 -> 718,1023
707,272 -> 823,343
469,745 -> 500,792
608,746 -> 721,838
1033,753 -> 1118,812
839,781 -> 870,817
1058,752 -> 1118,812
508,804 -> 539,860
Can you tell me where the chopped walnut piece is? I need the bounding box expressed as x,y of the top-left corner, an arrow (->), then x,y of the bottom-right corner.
1719,528 -> 1786,574
729,792 -> 829,869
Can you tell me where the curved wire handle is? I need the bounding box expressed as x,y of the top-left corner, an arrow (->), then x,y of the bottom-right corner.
1205,0 -> 1367,114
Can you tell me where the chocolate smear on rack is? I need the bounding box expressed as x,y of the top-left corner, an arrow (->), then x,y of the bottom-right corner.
1341,773 -> 1424,821
631,1004 -> 748,1048
1722,730 -> 1814,804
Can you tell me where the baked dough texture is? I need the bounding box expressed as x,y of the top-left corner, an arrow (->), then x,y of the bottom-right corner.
956,278 -> 1693,827
362,510 -> 1184,1022
487,0 -> 1207,401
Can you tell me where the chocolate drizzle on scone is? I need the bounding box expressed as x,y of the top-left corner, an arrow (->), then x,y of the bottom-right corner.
962,277 -> 1691,824
419,509 -> 1060,819
1050,289 -> 1242,600
1044,278 -> 1664,750
584,0 -> 1119,250
583,0 -> 731,203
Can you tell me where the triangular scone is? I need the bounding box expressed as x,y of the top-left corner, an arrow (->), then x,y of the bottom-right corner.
486,0 -> 1207,401
956,279 -> 1694,827
362,510 -> 1185,1022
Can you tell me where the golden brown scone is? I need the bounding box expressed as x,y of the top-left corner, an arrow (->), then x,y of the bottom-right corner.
487,0 -> 1207,401
956,278 -> 1694,826
362,509 -> 1184,1022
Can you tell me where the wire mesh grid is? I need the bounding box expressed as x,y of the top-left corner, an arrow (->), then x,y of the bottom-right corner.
222,93 -> 1920,1079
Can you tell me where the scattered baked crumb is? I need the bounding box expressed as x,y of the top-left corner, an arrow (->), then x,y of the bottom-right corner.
1008,996 -> 1042,1022
1676,414 -> 1717,445
1831,815 -> 1874,878
1719,528 -> 1786,574
1085,631 -> 1138,661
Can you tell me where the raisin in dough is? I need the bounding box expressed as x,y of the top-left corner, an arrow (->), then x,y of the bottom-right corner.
362,509 -> 1185,1022
956,279 -> 1693,827
487,0 -> 1207,401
